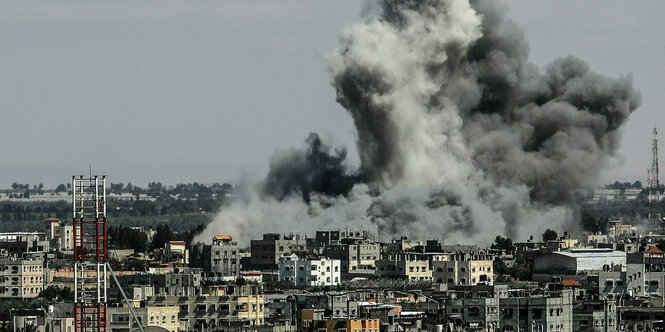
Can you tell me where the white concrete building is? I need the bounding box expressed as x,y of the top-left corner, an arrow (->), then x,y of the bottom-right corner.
534,249 -> 626,274
278,254 -> 341,287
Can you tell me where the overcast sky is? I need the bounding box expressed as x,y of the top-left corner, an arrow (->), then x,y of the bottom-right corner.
0,1 -> 662,187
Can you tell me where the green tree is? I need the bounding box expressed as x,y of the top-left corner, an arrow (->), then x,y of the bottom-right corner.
491,235 -> 513,252
150,224 -> 174,250
542,229 -> 558,242
38,285 -> 74,302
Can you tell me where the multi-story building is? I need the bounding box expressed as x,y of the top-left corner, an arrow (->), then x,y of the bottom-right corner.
432,252 -> 493,286
157,240 -> 189,265
278,254 -> 341,287
113,268 -> 203,297
499,289 -> 574,332
383,237 -> 420,254
137,283 -> 265,331
0,257 -> 44,299
605,220 -> 633,239
572,296 -> 617,332
108,305 -> 180,332
0,232 -> 49,256
445,293 -> 500,330
626,245 -> 665,297
250,233 -> 309,270
44,217 -> 73,251
190,235 -> 240,277
313,229 -> 372,247
324,239 -> 380,279
444,285 -> 573,332
375,253 -> 432,282
11,305 -> 75,332
596,271 -> 627,300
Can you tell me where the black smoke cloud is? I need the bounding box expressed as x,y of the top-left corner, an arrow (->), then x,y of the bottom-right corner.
262,133 -> 360,203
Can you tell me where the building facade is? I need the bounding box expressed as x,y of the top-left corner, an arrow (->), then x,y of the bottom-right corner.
250,233 -> 309,271
375,253 -> 432,281
190,235 -> 240,277
0,257 -> 44,299
278,254 -> 341,287
432,252 -> 493,286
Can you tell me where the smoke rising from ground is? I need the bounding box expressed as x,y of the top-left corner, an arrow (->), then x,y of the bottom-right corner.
195,0 -> 640,245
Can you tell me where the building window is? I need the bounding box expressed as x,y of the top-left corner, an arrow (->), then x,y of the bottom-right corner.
532,309 -> 542,319
469,307 -> 480,317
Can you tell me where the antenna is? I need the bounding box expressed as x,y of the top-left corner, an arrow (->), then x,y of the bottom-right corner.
648,127 -> 661,222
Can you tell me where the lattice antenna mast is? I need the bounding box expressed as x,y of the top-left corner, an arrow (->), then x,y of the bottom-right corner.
648,127 -> 661,220
72,175 -> 108,332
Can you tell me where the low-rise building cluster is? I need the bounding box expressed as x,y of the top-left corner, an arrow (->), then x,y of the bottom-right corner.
6,218 -> 665,331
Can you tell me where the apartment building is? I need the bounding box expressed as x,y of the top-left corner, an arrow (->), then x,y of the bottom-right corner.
313,229 -> 372,247
626,245 -> 665,297
445,286 -> 573,332
375,253 -> 432,281
140,283 -> 265,331
432,252 -> 493,286
0,257 -> 44,299
324,239 -> 380,279
190,235 -> 240,277
278,254 -> 341,287
250,233 -> 309,270
572,297 -> 617,332
109,305 -> 179,332
501,290 -> 574,332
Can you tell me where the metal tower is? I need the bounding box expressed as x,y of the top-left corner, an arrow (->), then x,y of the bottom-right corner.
72,175 -> 108,332
648,127 -> 662,221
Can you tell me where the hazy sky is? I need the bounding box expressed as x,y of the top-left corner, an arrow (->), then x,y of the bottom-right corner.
0,1 -> 662,187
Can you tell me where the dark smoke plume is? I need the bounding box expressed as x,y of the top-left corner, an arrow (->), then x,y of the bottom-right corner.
196,0 -> 640,245
262,133 -> 360,203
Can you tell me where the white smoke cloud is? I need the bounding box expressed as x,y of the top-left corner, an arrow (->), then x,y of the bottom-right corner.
195,0 -> 639,246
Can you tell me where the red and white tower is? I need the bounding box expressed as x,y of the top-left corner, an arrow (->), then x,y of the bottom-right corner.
72,175 -> 108,332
